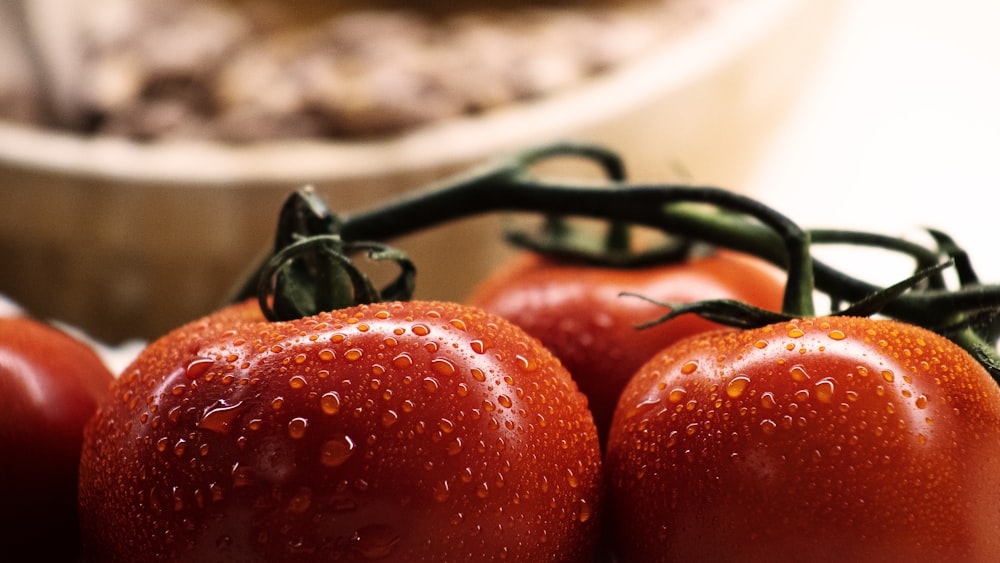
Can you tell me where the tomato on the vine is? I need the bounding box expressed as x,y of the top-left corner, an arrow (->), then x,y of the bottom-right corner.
467,250 -> 784,445
79,299 -> 602,562
0,316 -> 115,559
605,315 -> 1000,562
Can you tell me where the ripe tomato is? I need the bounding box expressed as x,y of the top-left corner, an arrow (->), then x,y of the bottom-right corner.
0,316 -> 115,559
605,316 -> 1000,562
467,250 -> 783,445
79,299 -> 602,562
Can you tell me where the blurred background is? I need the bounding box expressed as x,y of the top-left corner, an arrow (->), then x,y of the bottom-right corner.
1,0 -> 996,344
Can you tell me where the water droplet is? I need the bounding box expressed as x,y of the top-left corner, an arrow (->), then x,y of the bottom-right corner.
321,435 -> 356,467
411,324 -> 431,336
828,330 -> 847,341
185,357 -> 214,379
497,395 -> 513,409
438,418 -> 456,433
787,326 -> 805,338
289,375 -> 307,390
667,388 -> 687,403
881,370 -> 895,383
431,358 -> 456,376
726,375 -> 750,398
470,340 -> 487,354
422,377 -> 441,393
915,394 -> 929,409
198,400 -> 247,434
319,349 -> 336,361
680,361 -> 698,375
760,391 -> 777,409
392,353 -> 413,368
760,419 -> 777,434
345,348 -> 364,362
449,319 -> 467,331
432,480 -> 451,502
447,437 -> 463,456
351,524 -> 401,560
381,410 -> 399,428
320,391 -> 342,415
790,364 -> 811,382
288,417 -> 308,439
815,378 -> 836,403
753,340 -> 768,349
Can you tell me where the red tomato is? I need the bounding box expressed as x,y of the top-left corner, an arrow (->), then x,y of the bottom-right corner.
0,316 -> 115,558
79,299 -> 602,562
605,316 -> 1000,562
467,250 -> 784,445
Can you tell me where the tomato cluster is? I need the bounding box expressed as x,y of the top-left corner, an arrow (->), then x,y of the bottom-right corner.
6,144 -> 1000,562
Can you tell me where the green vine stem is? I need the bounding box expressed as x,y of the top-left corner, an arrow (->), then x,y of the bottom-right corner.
337,145 -> 818,318
236,142 -> 1000,369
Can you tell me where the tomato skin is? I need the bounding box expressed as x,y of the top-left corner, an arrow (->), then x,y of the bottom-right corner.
0,317 -> 115,558
605,316 -> 1000,563
467,251 -> 783,445
79,300 -> 602,562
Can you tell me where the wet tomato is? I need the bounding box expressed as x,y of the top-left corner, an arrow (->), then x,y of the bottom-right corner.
467,250 -> 783,445
79,299 -> 602,562
606,316 -> 1000,562
0,316 -> 114,559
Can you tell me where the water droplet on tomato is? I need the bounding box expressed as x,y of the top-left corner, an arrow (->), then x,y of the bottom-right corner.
411,324 -> 431,336
760,419 -> 777,434
432,480 -> 451,502
881,370 -> 895,383
915,394 -> 929,409
815,378 -> 836,403
321,434 -> 356,467
289,375 -> 307,389
185,357 -> 214,379
760,391 -> 777,409
726,375 -> 750,398
320,391 -> 342,415
828,329 -> 847,341
381,410 -> 399,428
422,377 -> 440,393
288,417 -> 308,439
667,388 -> 687,403
790,364 -> 811,382
198,400 -> 247,434
393,353 -> 413,368
680,361 -> 698,375
350,524 -> 401,560
319,349 -> 335,361
431,358 -> 456,376
345,348 -> 364,362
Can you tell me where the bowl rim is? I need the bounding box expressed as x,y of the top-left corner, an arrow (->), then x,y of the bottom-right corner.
0,0 -> 802,187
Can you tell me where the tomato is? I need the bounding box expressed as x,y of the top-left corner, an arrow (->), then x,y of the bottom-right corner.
79,299 -> 602,562
605,316 -> 1000,562
0,316 -> 115,559
467,250 -> 784,445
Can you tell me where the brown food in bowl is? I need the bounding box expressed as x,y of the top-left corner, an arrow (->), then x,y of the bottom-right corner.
9,0 -> 722,142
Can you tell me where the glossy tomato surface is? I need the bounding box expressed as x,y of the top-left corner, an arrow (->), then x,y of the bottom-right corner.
468,250 -> 783,445
0,317 -> 115,558
606,316 -> 1000,563
79,300 -> 602,562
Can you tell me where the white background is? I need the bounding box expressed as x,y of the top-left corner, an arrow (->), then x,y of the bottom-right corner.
747,0 -> 1000,285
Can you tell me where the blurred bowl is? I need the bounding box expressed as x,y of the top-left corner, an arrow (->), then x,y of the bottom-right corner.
0,0 -> 839,343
